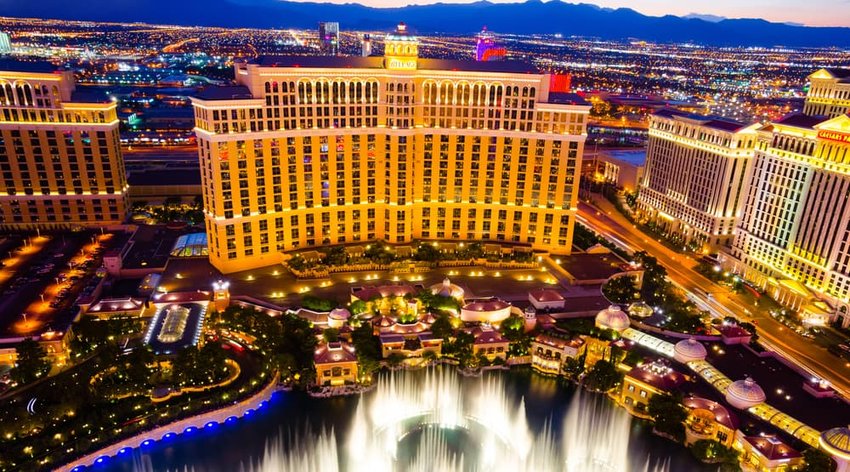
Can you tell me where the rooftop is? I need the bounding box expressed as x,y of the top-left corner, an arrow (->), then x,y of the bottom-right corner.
548,92 -> 589,106
654,108 -> 752,133
626,360 -> 687,392
0,58 -> 58,74
314,341 -> 357,364
742,435 -> 801,461
773,112 -> 829,130
249,55 -> 539,74
194,85 -> 253,101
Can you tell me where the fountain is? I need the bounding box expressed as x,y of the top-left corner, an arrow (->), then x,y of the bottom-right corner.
249,369 -> 670,472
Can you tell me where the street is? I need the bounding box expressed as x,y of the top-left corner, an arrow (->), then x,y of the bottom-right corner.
577,197 -> 850,398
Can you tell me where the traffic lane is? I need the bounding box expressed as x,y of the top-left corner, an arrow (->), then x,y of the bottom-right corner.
577,202 -> 850,396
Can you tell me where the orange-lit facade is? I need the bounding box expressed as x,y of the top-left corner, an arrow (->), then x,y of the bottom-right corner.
729,111 -> 850,326
0,61 -> 128,229
636,110 -> 758,250
191,25 -> 589,273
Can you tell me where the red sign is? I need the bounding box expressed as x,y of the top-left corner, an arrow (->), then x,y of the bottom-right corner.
550,74 -> 572,93
818,129 -> 850,145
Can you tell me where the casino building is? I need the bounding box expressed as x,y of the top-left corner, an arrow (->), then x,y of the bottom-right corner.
635,109 -> 759,251
726,68 -> 850,326
0,60 -> 128,229
191,23 -> 589,273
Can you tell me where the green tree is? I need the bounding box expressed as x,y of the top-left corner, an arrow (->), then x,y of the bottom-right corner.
584,359 -> 622,392
301,296 -> 336,312
430,313 -> 454,340
603,275 -> 639,304
422,349 -> 438,364
648,393 -> 688,442
323,246 -> 348,266
350,300 -> 370,317
414,244 -> 442,262
690,440 -> 739,465
11,338 -> 50,384
387,352 -> 406,367
323,328 -> 340,343
500,314 -> 526,340
801,448 -> 837,472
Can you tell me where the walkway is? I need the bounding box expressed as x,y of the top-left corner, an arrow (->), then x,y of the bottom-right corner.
621,328 -> 821,447
59,373 -> 281,471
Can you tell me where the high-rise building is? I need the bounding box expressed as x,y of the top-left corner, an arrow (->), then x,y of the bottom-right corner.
635,109 -> 759,251
318,22 -> 340,56
475,27 -> 506,62
0,60 -> 128,230
190,23 -> 590,274
361,34 -> 372,57
728,109 -> 850,326
803,68 -> 850,118
0,32 -> 11,54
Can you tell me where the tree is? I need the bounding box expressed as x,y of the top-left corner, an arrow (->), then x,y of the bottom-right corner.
11,338 -> 50,384
414,244 -> 442,262
323,246 -> 348,266
802,448 -> 837,472
350,300 -> 370,317
430,313 -> 454,340
422,349 -> 438,364
648,393 -> 688,442
603,276 -> 638,304
301,296 -> 336,312
690,440 -> 738,465
387,352 -> 406,367
323,328 -> 340,343
500,314 -> 526,340
584,359 -> 622,392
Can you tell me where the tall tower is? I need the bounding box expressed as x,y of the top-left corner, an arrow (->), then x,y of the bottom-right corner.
361,34 -> 372,57
318,22 -> 340,55
475,27 -> 505,62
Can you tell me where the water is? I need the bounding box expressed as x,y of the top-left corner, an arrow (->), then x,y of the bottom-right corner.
99,368 -> 713,472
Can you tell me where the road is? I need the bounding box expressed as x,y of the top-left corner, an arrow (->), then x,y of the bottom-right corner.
577,197 -> 850,398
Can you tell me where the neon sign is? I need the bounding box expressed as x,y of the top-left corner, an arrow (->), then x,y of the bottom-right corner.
818,130 -> 850,145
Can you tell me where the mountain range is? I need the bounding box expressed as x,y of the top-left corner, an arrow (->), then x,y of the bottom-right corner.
2,0 -> 850,47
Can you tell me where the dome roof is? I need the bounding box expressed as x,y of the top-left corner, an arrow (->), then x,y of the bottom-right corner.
463,298 -> 510,312
674,338 -> 707,363
430,278 -> 465,299
821,426 -> 850,459
329,307 -> 351,320
726,377 -> 766,409
595,305 -> 630,332
628,301 -> 654,318
377,316 -> 396,328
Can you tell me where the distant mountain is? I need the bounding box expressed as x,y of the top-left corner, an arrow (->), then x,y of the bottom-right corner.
2,0 -> 850,47
683,13 -> 726,23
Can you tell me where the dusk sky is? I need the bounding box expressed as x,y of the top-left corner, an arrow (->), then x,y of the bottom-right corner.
282,0 -> 850,27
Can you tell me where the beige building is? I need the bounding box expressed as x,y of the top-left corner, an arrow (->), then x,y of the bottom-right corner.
0,60 -> 128,229
314,341 -> 358,386
190,23 -> 590,273
636,109 -> 758,250
804,68 -> 850,119
728,112 -> 850,326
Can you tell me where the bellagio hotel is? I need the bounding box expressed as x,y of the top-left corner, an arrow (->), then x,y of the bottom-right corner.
0,60 -> 128,229
191,24 -> 590,274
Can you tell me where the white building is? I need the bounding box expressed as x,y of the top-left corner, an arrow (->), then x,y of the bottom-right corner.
636,109 -> 759,251
804,68 -> 850,119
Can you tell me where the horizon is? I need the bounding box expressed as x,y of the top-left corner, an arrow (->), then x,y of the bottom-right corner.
278,0 -> 850,27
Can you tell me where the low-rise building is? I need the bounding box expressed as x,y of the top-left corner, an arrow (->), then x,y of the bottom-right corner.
683,396 -> 738,448
471,326 -> 509,362
619,360 -> 686,417
737,434 -> 803,472
379,333 -> 442,359
528,288 -> 565,311
530,333 -> 585,375
314,341 -> 358,386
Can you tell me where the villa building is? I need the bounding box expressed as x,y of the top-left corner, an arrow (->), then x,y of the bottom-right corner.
530,332 -> 585,375
636,109 -> 758,251
190,22 -> 590,273
737,434 -> 803,472
470,326 -> 509,362
314,341 -> 358,386
682,396 -> 738,449
0,59 -> 129,230
619,360 -> 686,417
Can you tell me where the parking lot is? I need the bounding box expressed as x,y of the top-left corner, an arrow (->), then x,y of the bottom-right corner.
0,232 -> 114,338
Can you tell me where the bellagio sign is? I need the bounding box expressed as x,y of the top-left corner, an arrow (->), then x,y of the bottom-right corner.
818,130 -> 850,145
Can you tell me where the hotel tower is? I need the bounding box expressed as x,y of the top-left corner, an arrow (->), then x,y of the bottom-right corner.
727,68 -> 850,326
0,60 -> 128,229
636,109 -> 759,251
191,23 -> 589,274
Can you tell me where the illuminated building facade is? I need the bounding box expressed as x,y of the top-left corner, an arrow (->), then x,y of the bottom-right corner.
728,111 -> 850,326
191,23 -> 589,274
803,68 -> 850,119
475,27 -> 506,62
636,109 -> 758,250
318,22 -> 340,56
0,60 -> 128,230
0,32 -> 11,54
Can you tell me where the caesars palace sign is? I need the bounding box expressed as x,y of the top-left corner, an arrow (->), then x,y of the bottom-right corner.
818,129 -> 850,145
